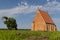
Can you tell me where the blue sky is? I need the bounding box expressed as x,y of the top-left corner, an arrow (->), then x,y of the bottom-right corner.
0,0 -> 60,30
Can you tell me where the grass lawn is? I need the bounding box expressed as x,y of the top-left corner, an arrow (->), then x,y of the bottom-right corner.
0,30 -> 60,40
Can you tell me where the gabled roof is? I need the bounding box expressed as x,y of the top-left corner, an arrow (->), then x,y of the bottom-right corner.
37,9 -> 54,24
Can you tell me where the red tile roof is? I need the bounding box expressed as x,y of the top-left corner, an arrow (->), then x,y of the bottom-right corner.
38,9 -> 54,24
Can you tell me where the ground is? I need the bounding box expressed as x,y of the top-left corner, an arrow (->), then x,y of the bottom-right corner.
0,30 -> 60,40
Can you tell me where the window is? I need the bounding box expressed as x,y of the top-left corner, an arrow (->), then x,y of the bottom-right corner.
46,24 -> 52,31
46,24 -> 49,31
51,25 -> 53,31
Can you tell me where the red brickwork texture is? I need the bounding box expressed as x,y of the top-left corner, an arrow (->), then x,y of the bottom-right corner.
31,9 -> 57,31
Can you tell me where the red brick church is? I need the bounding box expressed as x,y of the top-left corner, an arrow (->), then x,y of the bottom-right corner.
31,9 -> 57,31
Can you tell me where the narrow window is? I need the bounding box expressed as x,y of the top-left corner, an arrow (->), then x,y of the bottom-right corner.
51,25 -> 53,31
47,24 -> 49,31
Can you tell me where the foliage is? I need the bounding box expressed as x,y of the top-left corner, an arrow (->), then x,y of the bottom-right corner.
2,16 -> 17,30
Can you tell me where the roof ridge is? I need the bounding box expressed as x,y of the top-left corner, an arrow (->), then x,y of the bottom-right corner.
37,9 -> 55,24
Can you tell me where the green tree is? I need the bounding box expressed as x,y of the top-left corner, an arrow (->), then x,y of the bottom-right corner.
2,16 -> 17,30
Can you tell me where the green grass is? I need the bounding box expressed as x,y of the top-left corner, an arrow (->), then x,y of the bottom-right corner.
0,30 -> 60,40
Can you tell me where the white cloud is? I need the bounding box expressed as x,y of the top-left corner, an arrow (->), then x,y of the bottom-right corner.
24,2 -> 28,6
42,1 -> 60,12
0,4 -> 40,17
21,2 -> 28,6
0,1 -> 60,17
47,0 -> 50,2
